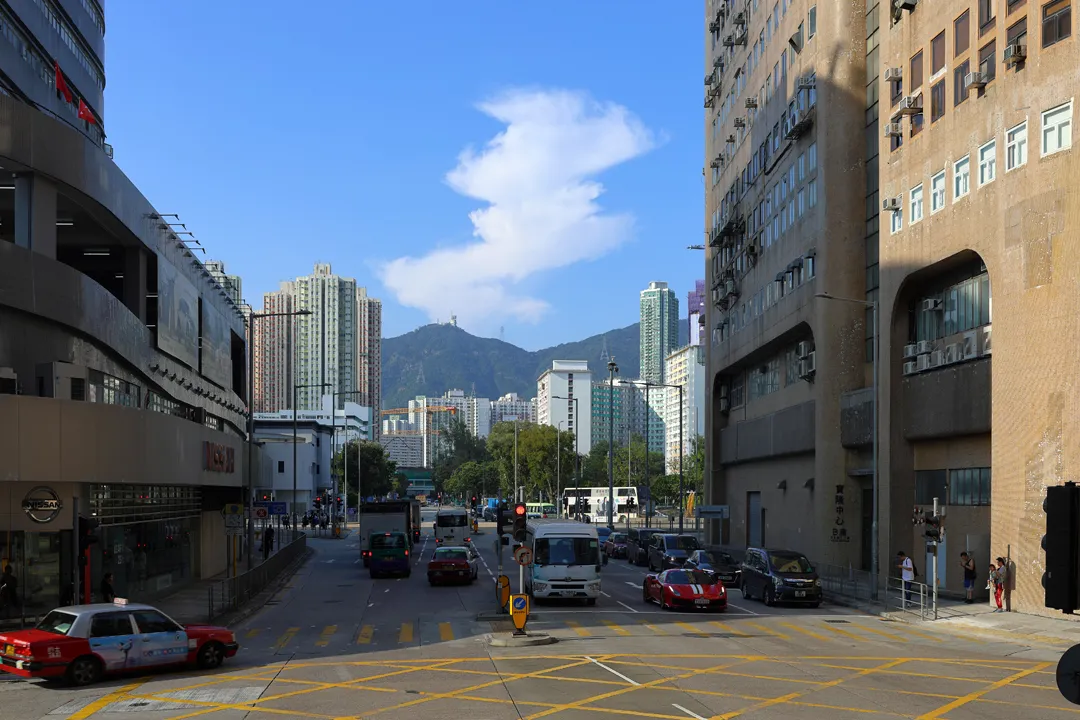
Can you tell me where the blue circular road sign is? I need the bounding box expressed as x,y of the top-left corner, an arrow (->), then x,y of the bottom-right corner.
512,597 -> 526,610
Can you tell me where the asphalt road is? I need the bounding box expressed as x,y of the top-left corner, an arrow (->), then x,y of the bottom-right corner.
2,523 -> 1076,719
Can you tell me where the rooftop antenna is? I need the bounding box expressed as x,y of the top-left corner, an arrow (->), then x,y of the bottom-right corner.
499,326 -> 505,341
600,336 -> 611,364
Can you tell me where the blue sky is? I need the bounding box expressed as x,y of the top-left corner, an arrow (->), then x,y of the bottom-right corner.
104,1 -> 703,351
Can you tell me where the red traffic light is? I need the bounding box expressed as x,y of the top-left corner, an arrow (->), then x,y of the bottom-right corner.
514,503 -> 526,517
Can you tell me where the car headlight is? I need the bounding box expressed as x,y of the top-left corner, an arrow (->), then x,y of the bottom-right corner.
665,555 -> 677,562
671,587 -> 682,596
534,583 -> 548,593
774,576 -> 784,587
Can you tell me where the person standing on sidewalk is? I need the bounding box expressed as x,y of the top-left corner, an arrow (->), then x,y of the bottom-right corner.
897,551 -> 914,603
991,557 -> 1008,612
960,552 -> 976,603
263,525 -> 275,561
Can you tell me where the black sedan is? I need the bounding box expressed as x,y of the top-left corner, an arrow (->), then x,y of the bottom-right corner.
685,549 -> 741,588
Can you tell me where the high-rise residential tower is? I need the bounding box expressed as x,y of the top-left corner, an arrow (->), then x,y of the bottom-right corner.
537,360 -> 593,454
356,287 -> 382,438
640,282 -> 680,384
205,260 -> 243,306
293,264 -> 357,411
688,280 -> 706,346
254,282 -> 296,412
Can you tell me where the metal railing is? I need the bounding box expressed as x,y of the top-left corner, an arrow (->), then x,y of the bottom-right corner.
816,562 -> 879,603
207,531 -> 307,622
885,575 -> 936,620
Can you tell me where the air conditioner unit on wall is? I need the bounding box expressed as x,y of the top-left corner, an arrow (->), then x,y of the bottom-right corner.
982,325 -> 992,355
884,67 -> 903,82
903,343 -> 919,359
903,361 -> 918,375
796,341 -> 812,359
799,351 -> 817,380
929,350 -> 945,367
962,331 -> 978,359
921,298 -> 942,312
944,343 -> 961,364
917,354 -> 931,372
916,340 -> 933,355
884,123 -> 904,138
882,196 -> 901,211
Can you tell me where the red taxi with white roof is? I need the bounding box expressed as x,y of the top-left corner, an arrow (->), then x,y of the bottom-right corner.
0,599 -> 238,685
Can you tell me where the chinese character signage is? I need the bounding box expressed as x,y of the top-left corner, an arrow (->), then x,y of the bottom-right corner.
203,442 -> 235,473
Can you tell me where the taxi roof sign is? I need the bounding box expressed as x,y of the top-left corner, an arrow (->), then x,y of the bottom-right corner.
113,598 -> 128,605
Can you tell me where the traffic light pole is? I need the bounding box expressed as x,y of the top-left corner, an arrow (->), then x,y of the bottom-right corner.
932,497 -> 940,620
72,496 -> 79,607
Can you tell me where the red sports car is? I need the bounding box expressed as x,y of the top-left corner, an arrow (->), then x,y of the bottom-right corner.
642,568 -> 727,611
0,601 -> 238,685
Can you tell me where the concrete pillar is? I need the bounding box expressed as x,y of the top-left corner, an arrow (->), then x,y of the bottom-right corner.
14,175 -> 57,258
123,246 -> 148,323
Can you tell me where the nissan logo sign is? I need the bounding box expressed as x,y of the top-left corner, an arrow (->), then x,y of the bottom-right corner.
21,486 -> 63,524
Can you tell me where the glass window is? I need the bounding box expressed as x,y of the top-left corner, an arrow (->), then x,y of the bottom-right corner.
890,207 -> 903,234
979,0 -> 996,32
809,5 -> 817,36
910,184 -> 924,223
910,50 -> 924,89
808,142 -> 817,170
931,80 -> 946,122
915,470 -> 948,505
953,156 -> 971,200
1042,101 -> 1073,156
808,179 -> 818,207
1007,18 -> 1029,56
932,31 -> 946,74
748,357 -> 781,401
955,10 -> 971,55
978,139 -> 997,185
730,372 -> 745,407
133,610 -> 182,634
954,60 -> 971,105
1009,0 -> 1028,13
1006,120 -> 1028,169
948,468 -> 992,506
90,613 -> 134,638
979,41 -> 997,82
798,152 -> 806,180
931,170 -> 947,212
37,611 -> 77,636
1042,0 -> 1072,47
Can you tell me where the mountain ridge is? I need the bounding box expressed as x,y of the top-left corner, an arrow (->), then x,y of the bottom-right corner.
380,320 -> 690,410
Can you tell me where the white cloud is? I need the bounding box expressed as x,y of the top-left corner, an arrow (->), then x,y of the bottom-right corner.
380,88 -> 656,329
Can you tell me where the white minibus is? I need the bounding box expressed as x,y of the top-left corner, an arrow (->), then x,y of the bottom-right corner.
522,520 -> 601,604
434,507 -> 471,547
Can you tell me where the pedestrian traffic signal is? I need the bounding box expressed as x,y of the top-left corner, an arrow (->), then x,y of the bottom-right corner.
923,515 -> 942,543
1043,482 -> 1080,613
336,496 -> 343,510
471,495 -> 478,508
77,515 -> 100,554
260,492 -> 273,502
512,503 -> 527,542
314,496 -> 323,510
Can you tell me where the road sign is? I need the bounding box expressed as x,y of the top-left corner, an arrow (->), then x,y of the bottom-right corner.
514,546 -> 533,566
224,514 -> 243,535
695,504 -> 730,519
256,501 -> 288,515
509,593 -> 529,632
252,507 -> 269,520
496,575 -> 511,609
222,503 -> 243,516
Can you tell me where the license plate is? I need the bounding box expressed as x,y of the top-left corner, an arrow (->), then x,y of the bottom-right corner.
458,571 -> 465,576
695,599 -> 709,606
561,590 -> 576,597
795,590 -> 806,597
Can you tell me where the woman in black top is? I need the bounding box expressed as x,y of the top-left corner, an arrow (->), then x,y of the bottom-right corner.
959,552 -> 976,603
99,573 -> 116,603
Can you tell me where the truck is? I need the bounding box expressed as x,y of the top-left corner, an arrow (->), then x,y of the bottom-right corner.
358,500 -> 421,567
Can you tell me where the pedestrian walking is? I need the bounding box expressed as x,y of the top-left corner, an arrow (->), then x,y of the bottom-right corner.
960,552 -> 977,603
897,551 -> 914,603
263,525 -> 275,561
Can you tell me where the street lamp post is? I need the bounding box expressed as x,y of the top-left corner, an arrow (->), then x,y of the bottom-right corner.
246,308 -> 310,571
644,383 -> 650,528
556,421 -> 564,510
294,382 -> 330,527
816,292 -> 880,600
552,395 -> 579,518
642,381 -> 686,534
607,358 -> 619,530
333,389 -> 366,526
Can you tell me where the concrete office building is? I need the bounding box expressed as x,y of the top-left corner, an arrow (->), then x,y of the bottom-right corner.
253,282 -> 296,413
688,280 -> 706,346
640,282 -> 680,384
703,0 -> 871,567
293,264 -> 357,411
665,344 -> 707,473
877,0 -> 1078,614
537,360 -> 593,453
380,434 -> 425,470
469,396 -> 493,438
591,379 -> 667,454
0,0 -> 271,609
491,393 -> 537,425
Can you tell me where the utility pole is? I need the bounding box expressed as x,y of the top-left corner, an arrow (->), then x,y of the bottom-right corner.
607,358 -> 618,530
644,383 -> 650,528
514,419 -> 519,503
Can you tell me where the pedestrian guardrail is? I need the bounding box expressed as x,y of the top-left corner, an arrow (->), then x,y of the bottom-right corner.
207,530 -> 307,622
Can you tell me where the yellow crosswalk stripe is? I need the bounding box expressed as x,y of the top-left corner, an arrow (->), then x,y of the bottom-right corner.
710,621 -> 749,636
746,621 -> 789,639
356,625 -> 374,644
778,621 -> 830,642
639,619 -> 667,635
566,620 -> 591,637
676,621 -> 709,637
900,625 -> 946,643
273,627 -> 299,650
855,622 -> 909,643
244,629 -> 261,639
602,619 -> 630,636
439,622 -> 454,641
815,621 -> 871,642
399,622 -> 414,643
315,625 -> 337,647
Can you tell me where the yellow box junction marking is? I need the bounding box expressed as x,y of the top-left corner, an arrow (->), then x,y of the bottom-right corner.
356,625 -> 374,644
315,625 -> 337,647
65,681 -> 145,719
399,622 -> 414,643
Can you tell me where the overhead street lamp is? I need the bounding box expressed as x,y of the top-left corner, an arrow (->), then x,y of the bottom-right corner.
332,389 -> 368,526
294,382 -> 331,526
552,395 -> 579,519
607,358 -> 619,531
816,291 -> 880,600
642,380 -> 685,534
246,307 -> 310,571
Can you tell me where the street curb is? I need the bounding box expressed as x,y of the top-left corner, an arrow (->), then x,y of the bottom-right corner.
486,633 -> 557,647
216,548 -> 315,628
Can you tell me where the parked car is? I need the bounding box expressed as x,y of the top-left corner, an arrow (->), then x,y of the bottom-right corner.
603,532 -> 629,559
626,528 -> 666,566
739,547 -> 822,607
685,549 -> 741,587
647,534 -> 701,572
642,568 -> 727,611
427,545 -> 479,585
0,602 -> 238,686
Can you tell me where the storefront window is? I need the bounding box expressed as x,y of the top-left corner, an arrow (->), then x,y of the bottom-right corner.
91,517 -> 198,602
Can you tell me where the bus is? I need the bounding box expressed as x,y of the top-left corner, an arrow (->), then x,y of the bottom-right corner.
561,487 -> 641,524
526,502 -> 557,519
522,520 -> 601,604
434,507 -> 471,547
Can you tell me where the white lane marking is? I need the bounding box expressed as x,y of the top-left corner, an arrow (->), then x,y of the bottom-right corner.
325,559 -> 335,564
726,602 -> 759,615
354,559 -> 360,564
672,703 -> 707,720
586,656 -> 639,686
617,600 -> 638,613
625,582 -> 639,588
600,591 -> 611,598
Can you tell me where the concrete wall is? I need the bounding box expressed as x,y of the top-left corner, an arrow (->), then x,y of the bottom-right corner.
199,510 -> 227,579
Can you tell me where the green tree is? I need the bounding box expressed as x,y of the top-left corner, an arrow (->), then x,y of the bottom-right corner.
333,441 -> 397,504
685,434 -> 705,495
487,421 -> 582,501
432,417 -> 489,492
445,460 -> 499,500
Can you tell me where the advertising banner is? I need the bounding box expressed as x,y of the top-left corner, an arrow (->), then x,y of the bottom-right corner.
155,254 -> 199,368
200,300 -> 233,388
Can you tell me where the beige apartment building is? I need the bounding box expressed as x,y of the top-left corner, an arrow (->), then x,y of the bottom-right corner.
703,0 -> 874,571
879,0 -> 1078,614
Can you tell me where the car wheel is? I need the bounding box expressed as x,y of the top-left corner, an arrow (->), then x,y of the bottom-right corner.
642,584 -> 650,604
742,582 -> 753,600
197,641 -> 225,670
763,586 -> 776,607
67,656 -> 102,686
810,601 -> 821,609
